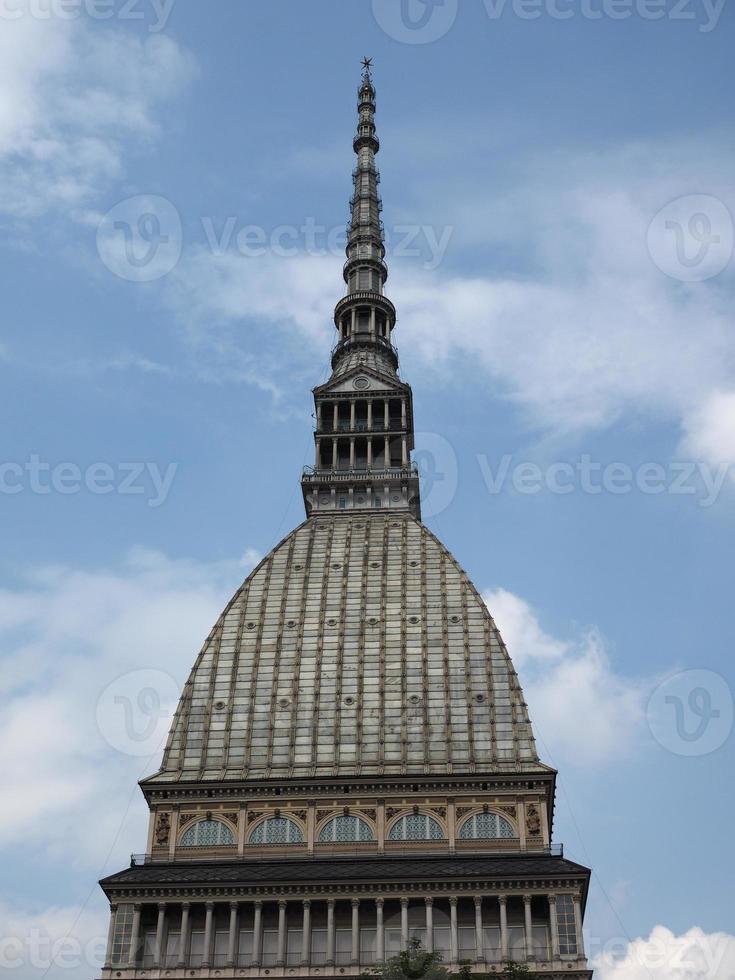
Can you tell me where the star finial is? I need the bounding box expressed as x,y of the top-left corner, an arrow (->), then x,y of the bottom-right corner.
362,56 -> 373,75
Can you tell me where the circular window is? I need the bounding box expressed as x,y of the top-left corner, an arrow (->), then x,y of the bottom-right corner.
246,622 -> 256,630
353,377 -> 370,390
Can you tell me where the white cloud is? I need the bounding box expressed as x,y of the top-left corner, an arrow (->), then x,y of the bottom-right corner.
164,134 -> 735,477
0,7 -> 195,219
0,900 -> 107,980
593,926 -> 735,980
484,588 -> 646,765
0,547 -> 256,870
680,390 -> 735,468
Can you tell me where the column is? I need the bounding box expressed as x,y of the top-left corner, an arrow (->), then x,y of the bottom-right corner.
237,805 -> 246,856
202,902 -> 214,968
350,437 -> 355,469
519,801 -> 527,849
367,401 -> 373,430
326,899 -> 336,966
548,896 -> 560,960
424,898 -> 434,954
377,800 -> 385,853
252,901 -> 263,966
474,896 -> 484,963
103,904 -> 117,969
307,803 -> 316,854
315,437 -> 321,467
333,404 -> 339,431
384,435 -> 390,468
154,903 -> 166,968
400,898 -> 409,951
277,901 -> 287,966
168,807 -> 179,861
370,308 -> 376,337
401,436 -> 408,466
401,400 -> 407,428
384,400 -> 389,429
448,801 -> 456,852
573,896 -> 585,959
376,899 -> 385,963
524,895 -> 534,961
350,401 -> 356,429
449,898 -> 458,964
227,902 -> 239,968
351,308 -> 356,336
317,403 -> 322,430
300,900 -> 311,966
128,905 -> 141,968
332,438 -> 338,469
351,899 -> 360,965
499,897 -> 509,961
177,903 -> 190,968
367,438 -> 373,469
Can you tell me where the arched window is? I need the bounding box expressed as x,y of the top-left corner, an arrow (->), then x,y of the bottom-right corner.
249,817 -> 304,845
387,813 -> 443,841
458,812 -> 515,840
318,815 -> 374,843
180,819 -> 235,847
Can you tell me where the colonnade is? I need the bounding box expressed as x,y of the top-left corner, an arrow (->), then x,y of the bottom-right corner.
106,893 -> 585,971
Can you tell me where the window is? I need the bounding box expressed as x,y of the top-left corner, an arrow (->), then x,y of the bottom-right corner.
373,497 -> 382,508
213,932 -> 229,967
249,816 -> 304,845
237,930 -> 254,966
387,813 -> 443,841
180,819 -> 235,847
556,895 -> 578,955
318,815 -> 374,843
110,904 -> 134,966
458,812 -> 514,840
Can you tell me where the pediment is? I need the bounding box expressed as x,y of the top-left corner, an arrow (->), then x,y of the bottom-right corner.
315,366 -> 405,396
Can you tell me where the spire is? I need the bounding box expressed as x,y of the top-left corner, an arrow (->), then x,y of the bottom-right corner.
331,59 -> 397,377
301,62 -> 420,521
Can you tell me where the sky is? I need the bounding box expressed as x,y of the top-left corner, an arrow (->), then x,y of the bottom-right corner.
1,0 -> 734,978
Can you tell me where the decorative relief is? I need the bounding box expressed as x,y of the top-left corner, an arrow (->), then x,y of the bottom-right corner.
456,806 -> 474,819
247,810 -> 264,825
526,804 -> 542,836
224,812 -> 239,826
429,807 -> 446,818
498,805 -> 517,817
179,813 -> 196,827
316,809 -> 333,823
292,810 -> 307,822
385,807 -> 402,820
356,808 -> 377,822
154,812 -> 170,845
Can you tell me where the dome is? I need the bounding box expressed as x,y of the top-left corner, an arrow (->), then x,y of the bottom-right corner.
156,514 -> 542,782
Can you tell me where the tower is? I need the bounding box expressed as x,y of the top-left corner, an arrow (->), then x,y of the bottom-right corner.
99,62 -> 592,980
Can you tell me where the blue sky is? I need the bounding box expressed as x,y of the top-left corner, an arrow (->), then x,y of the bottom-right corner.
1,1 -> 734,977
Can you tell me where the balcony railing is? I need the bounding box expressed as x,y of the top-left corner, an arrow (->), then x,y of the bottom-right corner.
130,842 -> 563,866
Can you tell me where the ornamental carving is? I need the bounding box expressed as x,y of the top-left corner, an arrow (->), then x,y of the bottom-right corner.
456,806 -> 474,819
224,812 -> 239,826
429,807 -> 447,818
154,812 -> 170,845
247,810 -> 264,825
385,807 -> 402,820
357,808 -> 377,822
526,804 -> 542,836
179,813 -> 195,827
316,810 -> 333,823
292,810 -> 307,822
498,805 -> 517,817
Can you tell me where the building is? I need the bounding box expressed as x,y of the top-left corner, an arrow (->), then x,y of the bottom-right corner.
98,61 -> 593,980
